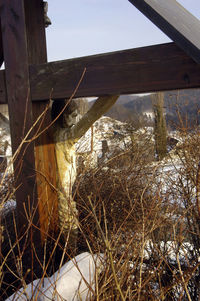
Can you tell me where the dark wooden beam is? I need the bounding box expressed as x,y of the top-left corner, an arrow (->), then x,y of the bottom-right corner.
0,42 -> 200,105
30,42 -> 200,100
24,0 -> 58,241
128,0 -> 200,64
0,0 -> 40,238
0,20 -> 4,67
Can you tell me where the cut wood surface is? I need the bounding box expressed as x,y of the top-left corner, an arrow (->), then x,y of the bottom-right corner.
128,0 -> 200,64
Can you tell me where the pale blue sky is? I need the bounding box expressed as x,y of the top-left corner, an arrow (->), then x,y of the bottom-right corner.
46,0 -> 200,62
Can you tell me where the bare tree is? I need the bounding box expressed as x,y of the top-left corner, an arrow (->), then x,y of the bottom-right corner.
152,92 -> 167,160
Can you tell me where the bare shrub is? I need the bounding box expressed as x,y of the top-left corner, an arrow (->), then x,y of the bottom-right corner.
2,100 -> 200,300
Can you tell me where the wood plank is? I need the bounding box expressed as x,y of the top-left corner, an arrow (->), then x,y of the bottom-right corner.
0,20 -> 4,67
24,0 -> 58,240
0,0 -> 40,237
29,42 -> 200,100
0,42 -> 200,104
128,0 -> 200,64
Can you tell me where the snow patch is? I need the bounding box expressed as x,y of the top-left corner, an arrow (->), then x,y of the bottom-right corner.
6,252 -> 104,301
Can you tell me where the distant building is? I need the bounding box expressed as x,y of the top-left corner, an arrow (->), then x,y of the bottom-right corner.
143,109 -> 154,120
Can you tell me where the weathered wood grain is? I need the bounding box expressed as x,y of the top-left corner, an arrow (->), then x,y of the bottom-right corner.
0,20 -> 4,67
0,0 -> 39,235
24,0 -> 58,240
128,0 -> 200,63
29,42 -> 200,100
0,42 -> 200,104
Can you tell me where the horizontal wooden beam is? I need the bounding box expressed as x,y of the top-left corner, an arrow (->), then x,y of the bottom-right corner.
29,42 -> 200,99
128,0 -> 200,64
0,42 -> 200,104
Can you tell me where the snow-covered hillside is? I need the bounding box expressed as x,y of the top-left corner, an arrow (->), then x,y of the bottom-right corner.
76,116 -> 134,167
76,116 -> 133,153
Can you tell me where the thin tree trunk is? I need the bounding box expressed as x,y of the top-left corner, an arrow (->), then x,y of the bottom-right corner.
152,92 -> 167,160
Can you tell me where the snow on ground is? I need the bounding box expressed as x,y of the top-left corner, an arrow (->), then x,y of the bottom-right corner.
0,199 -> 16,215
5,252 -> 104,301
76,116 -> 133,164
0,117 -> 187,216
144,240 -> 195,263
1,115 -> 198,298
0,116 -> 134,215
0,111 -> 13,174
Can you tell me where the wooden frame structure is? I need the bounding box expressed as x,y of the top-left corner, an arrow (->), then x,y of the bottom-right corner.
0,0 -> 200,246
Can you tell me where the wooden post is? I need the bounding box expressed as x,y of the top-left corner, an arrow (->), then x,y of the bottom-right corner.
0,1 -> 43,281
24,0 -> 58,241
0,20 -> 3,66
0,0 -> 40,239
0,0 -> 58,253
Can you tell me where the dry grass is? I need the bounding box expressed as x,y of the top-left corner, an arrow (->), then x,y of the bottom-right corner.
1,102 -> 200,300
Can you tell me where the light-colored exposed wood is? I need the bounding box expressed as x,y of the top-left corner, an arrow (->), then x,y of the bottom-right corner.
24,0 -> 58,241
